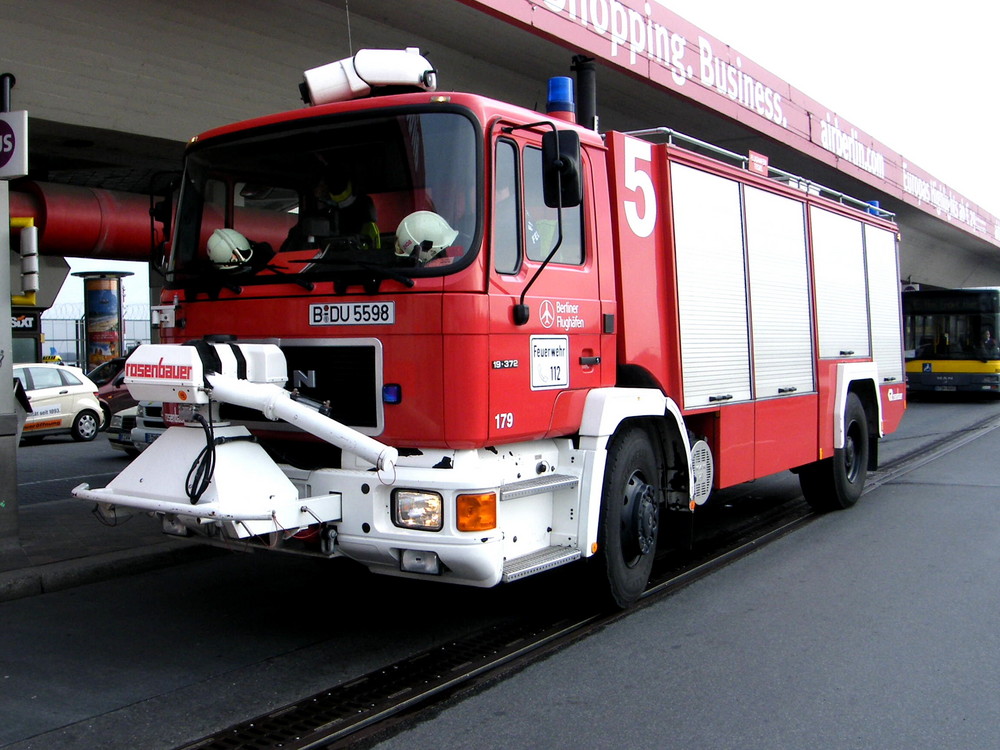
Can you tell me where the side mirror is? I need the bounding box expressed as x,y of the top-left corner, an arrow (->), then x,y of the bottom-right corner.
149,171 -> 180,276
542,130 -> 582,208
149,171 -> 179,241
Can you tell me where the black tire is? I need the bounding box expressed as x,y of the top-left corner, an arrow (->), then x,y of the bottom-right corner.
99,405 -> 112,432
594,426 -> 661,608
799,393 -> 869,512
71,410 -> 101,442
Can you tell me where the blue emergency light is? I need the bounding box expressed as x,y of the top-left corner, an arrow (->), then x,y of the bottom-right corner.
546,76 -> 575,115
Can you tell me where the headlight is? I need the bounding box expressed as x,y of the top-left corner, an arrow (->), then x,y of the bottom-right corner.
392,490 -> 443,531
110,415 -> 123,429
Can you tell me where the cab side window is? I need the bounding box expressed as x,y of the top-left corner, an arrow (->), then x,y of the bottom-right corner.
493,140 -> 584,274
29,367 -> 63,389
59,369 -> 83,386
523,146 -> 583,265
494,140 -> 520,275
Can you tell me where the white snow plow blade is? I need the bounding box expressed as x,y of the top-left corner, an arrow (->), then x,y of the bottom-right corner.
73,424 -> 342,538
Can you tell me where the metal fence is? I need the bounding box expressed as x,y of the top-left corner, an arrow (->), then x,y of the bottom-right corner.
41,312 -> 152,367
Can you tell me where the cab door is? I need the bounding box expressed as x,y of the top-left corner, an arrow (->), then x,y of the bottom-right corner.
487,134 -> 605,442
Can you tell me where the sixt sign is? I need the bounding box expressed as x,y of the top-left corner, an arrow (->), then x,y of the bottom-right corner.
11,312 -> 38,331
0,110 -> 28,179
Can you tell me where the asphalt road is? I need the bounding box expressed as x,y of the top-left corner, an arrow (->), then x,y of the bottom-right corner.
15,432 -> 132,506
375,423 -> 1000,750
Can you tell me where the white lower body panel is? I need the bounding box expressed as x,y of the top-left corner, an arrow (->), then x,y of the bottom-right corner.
73,426 -> 590,588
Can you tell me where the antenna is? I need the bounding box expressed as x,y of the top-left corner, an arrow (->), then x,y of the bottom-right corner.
345,0 -> 354,55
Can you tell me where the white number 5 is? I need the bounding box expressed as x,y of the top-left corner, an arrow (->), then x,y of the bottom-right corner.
623,138 -> 656,238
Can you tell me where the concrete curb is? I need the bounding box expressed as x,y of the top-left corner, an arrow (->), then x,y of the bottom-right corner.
0,542 -> 219,603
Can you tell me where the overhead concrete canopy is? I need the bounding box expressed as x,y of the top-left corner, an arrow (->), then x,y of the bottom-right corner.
1,0 -> 996,287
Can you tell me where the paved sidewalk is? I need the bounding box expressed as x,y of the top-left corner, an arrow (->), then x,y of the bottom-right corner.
0,498 -> 211,602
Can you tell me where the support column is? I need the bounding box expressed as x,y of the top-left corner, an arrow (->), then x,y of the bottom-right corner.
1,180 -> 19,547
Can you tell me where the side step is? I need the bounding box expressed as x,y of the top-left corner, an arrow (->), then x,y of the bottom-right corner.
502,546 -> 582,583
499,473 -> 578,501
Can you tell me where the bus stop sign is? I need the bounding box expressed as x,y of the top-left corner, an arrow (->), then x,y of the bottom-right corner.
0,110 -> 28,179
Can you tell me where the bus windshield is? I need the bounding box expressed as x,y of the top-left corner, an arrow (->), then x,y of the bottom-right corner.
169,109 -> 480,291
904,289 -> 1000,361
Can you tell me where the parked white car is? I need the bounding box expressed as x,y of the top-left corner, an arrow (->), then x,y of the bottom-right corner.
13,362 -> 104,442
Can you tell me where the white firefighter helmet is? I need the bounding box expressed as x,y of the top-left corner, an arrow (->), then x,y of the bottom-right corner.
207,228 -> 253,268
394,211 -> 459,263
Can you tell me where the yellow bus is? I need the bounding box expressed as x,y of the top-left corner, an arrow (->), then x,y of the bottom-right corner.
903,287 -> 1000,394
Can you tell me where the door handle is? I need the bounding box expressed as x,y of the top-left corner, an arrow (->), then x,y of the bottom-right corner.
579,356 -> 601,366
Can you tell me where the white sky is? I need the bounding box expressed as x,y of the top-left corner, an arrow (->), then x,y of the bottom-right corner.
46,1 -> 1000,310
658,0 -> 1000,216
46,257 -> 150,316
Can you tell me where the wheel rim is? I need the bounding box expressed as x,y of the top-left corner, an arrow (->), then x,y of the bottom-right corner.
619,470 -> 658,567
843,421 -> 862,483
78,413 -> 98,439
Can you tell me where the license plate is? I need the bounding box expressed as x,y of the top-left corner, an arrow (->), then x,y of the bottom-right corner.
309,302 -> 395,326
145,432 -> 161,443
934,385 -> 957,392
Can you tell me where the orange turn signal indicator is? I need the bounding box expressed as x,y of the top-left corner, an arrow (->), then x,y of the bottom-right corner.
456,492 -> 497,532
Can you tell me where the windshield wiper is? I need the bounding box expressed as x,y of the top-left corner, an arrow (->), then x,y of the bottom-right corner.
298,257 -> 416,291
260,264 -> 315,291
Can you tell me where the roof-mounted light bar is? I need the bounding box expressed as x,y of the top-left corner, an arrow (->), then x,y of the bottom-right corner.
300,47 -> 437,106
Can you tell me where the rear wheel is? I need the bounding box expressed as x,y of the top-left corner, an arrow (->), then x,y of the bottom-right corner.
799,393 -> 869,512
71,410 -> 100,442
594,426 -> 661,608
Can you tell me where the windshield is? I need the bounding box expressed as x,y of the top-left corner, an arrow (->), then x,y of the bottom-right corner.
170,109 -> 480,291
904,292 -> 1000,361
87,359 -> 123,386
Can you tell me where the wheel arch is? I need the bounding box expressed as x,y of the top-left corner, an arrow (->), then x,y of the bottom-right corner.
833,362 -> 883,449
577,387 -> 692,558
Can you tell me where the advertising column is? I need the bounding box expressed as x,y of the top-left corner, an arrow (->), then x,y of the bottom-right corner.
73,271 -> 133,371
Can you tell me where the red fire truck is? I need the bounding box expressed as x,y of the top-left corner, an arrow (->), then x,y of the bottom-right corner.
75,48 -> 906,607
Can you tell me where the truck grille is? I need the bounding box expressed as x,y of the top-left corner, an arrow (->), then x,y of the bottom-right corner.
223,339 -> 383,435
139,403 -> 165,428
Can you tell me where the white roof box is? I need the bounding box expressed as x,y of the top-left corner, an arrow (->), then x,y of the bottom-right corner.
301,47 -> 437,106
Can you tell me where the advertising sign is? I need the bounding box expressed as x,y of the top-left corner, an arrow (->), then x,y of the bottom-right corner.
76,272 -> 132,370
0,110 -> 27,179
460,0 -> 999,245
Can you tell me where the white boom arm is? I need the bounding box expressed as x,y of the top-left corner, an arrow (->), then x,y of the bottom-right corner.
73,342 -> 394,537
123,342 -> 397,473
205,373 -> 397,473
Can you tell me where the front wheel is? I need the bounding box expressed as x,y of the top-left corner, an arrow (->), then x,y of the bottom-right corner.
799,393 -> 869,512
71,410 -> 100,442
594,426 -> 661,609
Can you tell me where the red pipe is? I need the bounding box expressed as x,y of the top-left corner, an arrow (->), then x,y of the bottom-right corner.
9,181 -> 159,261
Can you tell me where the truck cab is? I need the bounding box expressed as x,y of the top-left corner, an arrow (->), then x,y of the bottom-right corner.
162,88 -> 612,454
